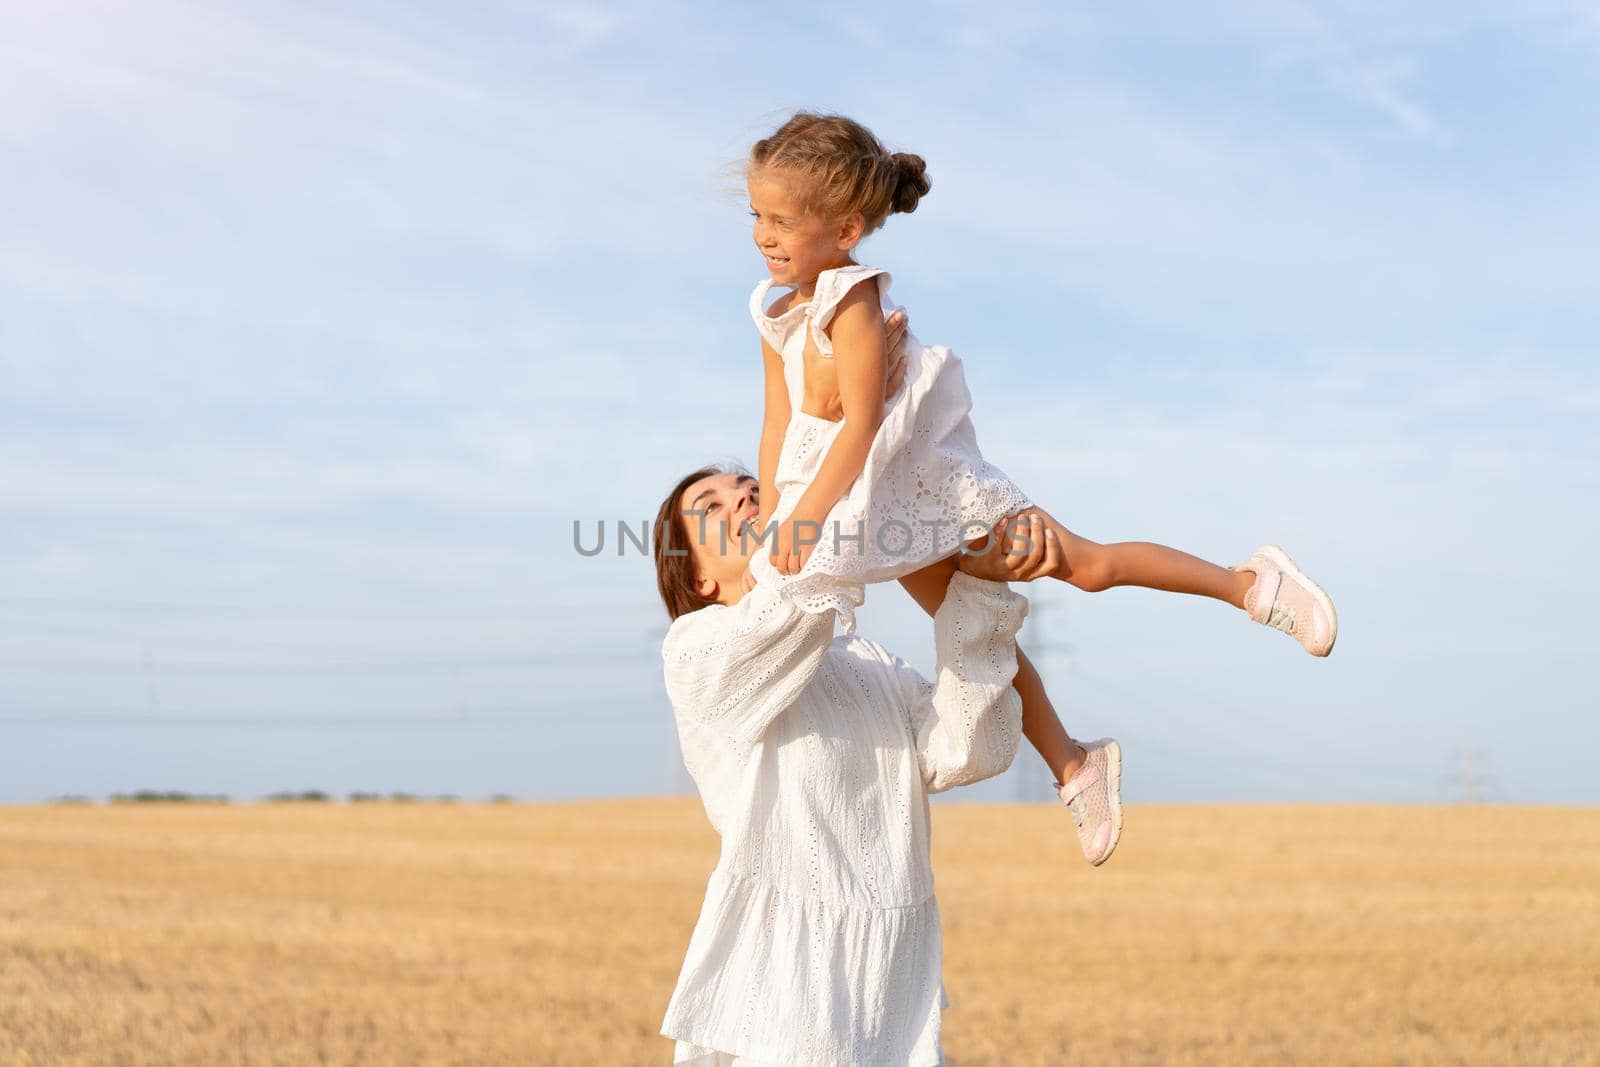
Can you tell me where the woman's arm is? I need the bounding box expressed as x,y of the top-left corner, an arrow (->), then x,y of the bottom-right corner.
661,570 -> 835,758
891,571 -> 1029,793
770,280 -> 886,572
756,335 -> 790,536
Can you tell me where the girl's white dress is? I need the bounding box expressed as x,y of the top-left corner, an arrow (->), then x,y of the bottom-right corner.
748,264 -> 1033,634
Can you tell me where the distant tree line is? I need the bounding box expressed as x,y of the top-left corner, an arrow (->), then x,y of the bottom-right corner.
46,791 -> 520,804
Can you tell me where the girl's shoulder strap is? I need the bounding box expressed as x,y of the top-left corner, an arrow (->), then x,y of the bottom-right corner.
749,276 -> 800,348
808,265 -> 894,358
748,275 -> 787,347
748,276 -> 777,322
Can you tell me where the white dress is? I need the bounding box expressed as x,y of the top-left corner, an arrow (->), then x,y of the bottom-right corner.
749,264 -> 1034,635
659,570 -> 1029,1066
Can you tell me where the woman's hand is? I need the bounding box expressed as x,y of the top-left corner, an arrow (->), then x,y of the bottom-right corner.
885,306 -> 909,384
957,510 -> 1060,583
800,308 -> 910,421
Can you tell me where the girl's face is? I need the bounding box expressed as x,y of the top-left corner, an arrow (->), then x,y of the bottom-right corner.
747,169 -> 861,290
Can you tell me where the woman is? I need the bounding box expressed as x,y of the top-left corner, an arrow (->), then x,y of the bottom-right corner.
651,461 -> 1061,1066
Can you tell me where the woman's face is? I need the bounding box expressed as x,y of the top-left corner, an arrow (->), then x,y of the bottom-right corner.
681,471 -> 762,603
747,169 -> 859,290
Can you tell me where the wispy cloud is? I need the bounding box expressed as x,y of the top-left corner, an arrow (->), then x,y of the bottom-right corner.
2,1 -> 1597,802
1335,57 -> 1442,140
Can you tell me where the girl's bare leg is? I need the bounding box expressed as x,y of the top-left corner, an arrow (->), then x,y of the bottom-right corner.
898,554 -> 1087,786
1029,509 -> 1255,607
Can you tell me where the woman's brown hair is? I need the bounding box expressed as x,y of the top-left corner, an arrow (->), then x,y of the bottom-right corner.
653,463 -> 746,621
748,111 -> 930,235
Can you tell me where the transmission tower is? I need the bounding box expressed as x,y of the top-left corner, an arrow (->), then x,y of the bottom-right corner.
1445,746 -> 1503,804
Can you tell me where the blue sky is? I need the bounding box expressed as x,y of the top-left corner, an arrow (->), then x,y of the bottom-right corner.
2,1 -> 1596,804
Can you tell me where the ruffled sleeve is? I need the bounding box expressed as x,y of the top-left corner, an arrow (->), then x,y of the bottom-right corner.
806,265 -> 893,357
888,571 -> 1028,793
661,568 -> 837,759
748,276 -> 785,351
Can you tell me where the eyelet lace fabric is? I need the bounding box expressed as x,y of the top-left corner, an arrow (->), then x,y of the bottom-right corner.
660,571 -> 1027,1066
750,266 -> 1034,635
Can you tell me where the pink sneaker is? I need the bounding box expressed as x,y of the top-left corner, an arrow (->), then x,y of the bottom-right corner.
1055,738 -> 1123,867
1236,544 -> 1338,656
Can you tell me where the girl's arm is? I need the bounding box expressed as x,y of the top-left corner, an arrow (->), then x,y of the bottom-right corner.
756,334 -> 790,536
772,280 -> 886,569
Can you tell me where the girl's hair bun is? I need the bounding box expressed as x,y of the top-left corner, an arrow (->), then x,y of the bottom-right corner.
747,112 -> 930,234
889,152 -> 930,214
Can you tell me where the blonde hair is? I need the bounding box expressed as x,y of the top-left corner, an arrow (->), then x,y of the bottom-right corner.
748,112 -> 930,235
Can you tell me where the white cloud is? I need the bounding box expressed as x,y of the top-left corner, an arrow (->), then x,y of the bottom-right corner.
2,0 -> 1597,800
1336,58 -> 1442,140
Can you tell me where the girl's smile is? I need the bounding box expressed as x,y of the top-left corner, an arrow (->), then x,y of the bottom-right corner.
747,169 -> 858,295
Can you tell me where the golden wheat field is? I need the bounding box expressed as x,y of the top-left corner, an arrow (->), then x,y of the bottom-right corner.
2,799 -> 1597,1066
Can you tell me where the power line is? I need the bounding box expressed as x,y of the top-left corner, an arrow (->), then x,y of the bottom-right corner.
0,648 -> 651,674
0,705 -> 656,727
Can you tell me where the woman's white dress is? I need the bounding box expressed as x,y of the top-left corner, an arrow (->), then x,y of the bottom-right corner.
749,264 -> 1034,635
659,570 -> 1029,1066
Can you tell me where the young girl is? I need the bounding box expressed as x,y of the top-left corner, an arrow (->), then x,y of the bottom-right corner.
739,111 -> 1337,866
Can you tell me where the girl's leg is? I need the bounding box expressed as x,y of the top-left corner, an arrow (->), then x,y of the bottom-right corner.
1030,510 -> 1255,607
1025,509 -> 1339,657
898,554 -> 1086,786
